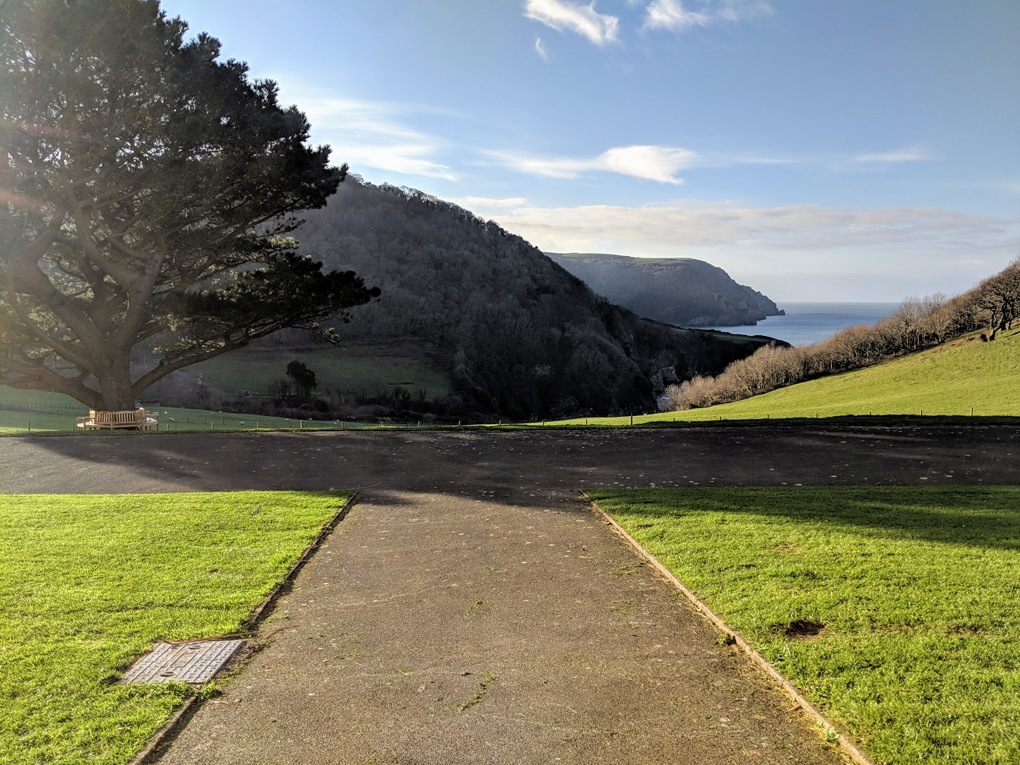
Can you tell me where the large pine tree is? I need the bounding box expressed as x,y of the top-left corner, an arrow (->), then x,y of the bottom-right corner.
0,0 -> 378,410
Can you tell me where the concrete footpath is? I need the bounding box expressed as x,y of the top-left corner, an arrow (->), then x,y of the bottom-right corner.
157,487 -> 839,765
5,424 -> 1017,763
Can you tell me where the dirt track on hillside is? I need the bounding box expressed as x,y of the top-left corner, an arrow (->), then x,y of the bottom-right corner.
3,423 -> 1017,764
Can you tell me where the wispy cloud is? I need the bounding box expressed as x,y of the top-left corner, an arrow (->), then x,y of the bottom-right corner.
279,82 -> 459,180
449,196 -> 531,210
339,144 -> 458,181
488,145 -> 699,183
524,0 -> 620,46
712,0 -> 775,23
644,0 -> 709,31
854,146 -> 933,163
535,36 -> 552,61
479,199 -> 1016,252
463,197 -> 1020,299
644,0 -> 773,32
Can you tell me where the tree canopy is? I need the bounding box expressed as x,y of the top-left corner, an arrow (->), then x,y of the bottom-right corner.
295,179 -> 767,418
0,0 -> 378,410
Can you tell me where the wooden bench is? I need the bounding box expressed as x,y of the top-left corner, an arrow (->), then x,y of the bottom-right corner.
77,408 -> 159,431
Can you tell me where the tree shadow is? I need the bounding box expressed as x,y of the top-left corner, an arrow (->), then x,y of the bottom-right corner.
596,486 -> 1020,552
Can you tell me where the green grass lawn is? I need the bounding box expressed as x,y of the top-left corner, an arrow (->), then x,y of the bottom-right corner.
590,486 -> 1020,764
5,327 -> 1017,434
0,491 -> 348,765
553,327 -> 1020,426
0,389 -> 369,435
182,343 -> 453,400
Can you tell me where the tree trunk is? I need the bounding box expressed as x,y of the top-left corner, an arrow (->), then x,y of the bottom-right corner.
94,358 -> 138,411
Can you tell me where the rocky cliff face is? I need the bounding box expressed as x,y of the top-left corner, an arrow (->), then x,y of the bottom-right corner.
546,253 -> 782,327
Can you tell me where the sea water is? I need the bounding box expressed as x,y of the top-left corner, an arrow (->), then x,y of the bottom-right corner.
696,302 -> 901,347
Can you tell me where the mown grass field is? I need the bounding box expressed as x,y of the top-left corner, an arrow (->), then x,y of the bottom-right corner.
182,343 -> 453,400
554,327 -> 1020,426
0,491 -> 348,765
0,388 -> 373,435
591,486 -> 1020,765
4,328 -> 1017,434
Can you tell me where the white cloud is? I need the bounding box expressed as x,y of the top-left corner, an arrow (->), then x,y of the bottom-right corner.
277,82 -> 458,180
645,0 -> 773,32
713,0 -> 775,23
854,146 -> 933,163
463,197 -> 1020,299
488,145 -> 699,183
644,0 -> 710,31
485,200 -> 1016,252
449,196 -> 530,210
340,145 -> 459,181
601,145 -> 698,183
524,0 -> 620,46
535,36 -> 552,61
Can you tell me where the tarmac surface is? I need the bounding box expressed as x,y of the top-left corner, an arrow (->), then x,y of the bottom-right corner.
4,422 -> 1019,764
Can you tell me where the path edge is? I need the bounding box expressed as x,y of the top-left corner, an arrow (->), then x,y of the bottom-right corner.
587,496 -> 875,765
128,492 -> 358,765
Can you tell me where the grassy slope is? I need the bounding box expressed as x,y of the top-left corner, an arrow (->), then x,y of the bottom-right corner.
0,389 -> 304,435
0,389 -> 384,435
4,328 -> 1015,432
181,343 -> 453,400
592,487 -> 1020,765
1,491 -> 347,765
554,327 -> 1020,426
0,343 -> 453,434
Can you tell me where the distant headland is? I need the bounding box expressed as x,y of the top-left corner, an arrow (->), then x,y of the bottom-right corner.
546,252 -> 783,328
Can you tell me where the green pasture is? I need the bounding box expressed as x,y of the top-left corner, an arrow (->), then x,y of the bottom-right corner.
0,491 -> 347,765
184,343 -> 453,400
0,388 -> 371,435
554,327 -> 1020,426
591,486 -> 1020,765
4,327 -> 1017,433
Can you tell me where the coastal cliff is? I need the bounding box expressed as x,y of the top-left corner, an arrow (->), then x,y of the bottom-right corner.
547,252 -> 783,327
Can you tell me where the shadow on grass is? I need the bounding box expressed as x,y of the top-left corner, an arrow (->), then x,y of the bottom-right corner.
591,486 -> 1020,552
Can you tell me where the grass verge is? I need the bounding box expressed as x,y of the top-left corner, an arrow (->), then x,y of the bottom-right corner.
0,491 -> 349,765
590,486 -> 1020,765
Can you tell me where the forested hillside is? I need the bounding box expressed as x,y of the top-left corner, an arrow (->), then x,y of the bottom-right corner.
548,253 -> 782,327
293,179 -> 771,419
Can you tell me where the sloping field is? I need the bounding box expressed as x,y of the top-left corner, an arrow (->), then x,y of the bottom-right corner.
0,389 -> 312,435
555,327 -> 1020,425
180,342 -> 453,400
0,390 -> 386,435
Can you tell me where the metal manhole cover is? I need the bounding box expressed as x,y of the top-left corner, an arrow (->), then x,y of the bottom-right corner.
121,640 -> 244,684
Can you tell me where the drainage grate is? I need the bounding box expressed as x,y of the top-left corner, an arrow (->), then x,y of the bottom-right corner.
121,640 -> 244,684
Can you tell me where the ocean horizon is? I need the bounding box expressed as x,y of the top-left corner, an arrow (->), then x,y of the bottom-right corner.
693,302 -> 902,346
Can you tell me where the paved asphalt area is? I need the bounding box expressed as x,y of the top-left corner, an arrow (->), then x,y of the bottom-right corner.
4,423 -> 1019,764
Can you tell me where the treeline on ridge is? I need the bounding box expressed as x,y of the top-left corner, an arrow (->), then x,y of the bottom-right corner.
665,258 -> 1020,411
294,178 -> 769,419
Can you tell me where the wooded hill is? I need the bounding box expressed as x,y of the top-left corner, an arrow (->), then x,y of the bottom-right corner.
547,253 -> 782,327
293,179 -> 772,419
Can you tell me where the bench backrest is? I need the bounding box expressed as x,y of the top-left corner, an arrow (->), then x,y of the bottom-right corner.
92,408 -> 145,424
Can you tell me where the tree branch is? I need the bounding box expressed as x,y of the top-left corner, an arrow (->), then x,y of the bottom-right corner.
0,355 -> 101,408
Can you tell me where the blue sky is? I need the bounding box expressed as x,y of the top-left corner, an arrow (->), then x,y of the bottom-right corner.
159,0 -> 1019,301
